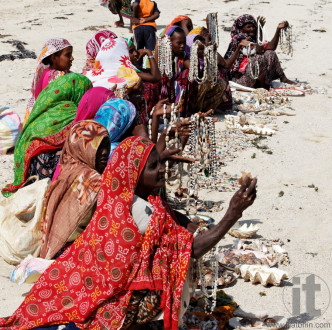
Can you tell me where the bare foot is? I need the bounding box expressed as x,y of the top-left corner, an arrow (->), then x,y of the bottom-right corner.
129,29 -> 133,33
114,20 -> 124,27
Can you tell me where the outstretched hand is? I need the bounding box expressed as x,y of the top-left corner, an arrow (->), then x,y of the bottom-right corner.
277,21 -> 289,30
257,16 -> 266,27
228,176 -> 257,217
160,147 -> 195,164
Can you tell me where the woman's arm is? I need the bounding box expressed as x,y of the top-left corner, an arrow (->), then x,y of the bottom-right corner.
191,177 -> 257,259
266,21 -> 289,51
221,39 -> 250,68
137,49 -> 161,83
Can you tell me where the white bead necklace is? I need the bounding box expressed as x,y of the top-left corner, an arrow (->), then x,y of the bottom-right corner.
246,42 -> 260,80
257,19 -> 268,46
157,36 -> 173,79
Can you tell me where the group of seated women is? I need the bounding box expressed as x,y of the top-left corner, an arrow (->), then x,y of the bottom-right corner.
0,11 -> 295,329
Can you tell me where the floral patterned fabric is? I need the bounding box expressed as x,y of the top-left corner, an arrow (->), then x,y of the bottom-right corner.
0,136 -> 193,330
85,37 -> 140,90
1,73 -> 92,197
24,38 -> 72,125
40,120 -> 110,259
83,30 -> 117,72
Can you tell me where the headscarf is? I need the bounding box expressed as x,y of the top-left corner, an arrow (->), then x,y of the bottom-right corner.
225,14 -> 257,73
40,120 -> 110,259
52,87 -> 115,182
85,37 -> 140,90
25,38 -> 72,124
170,15 -> 191,26
188,26 -> 204,35
231,14 -> 257,38
83,30 -> 117,72
94,98 -> 136,157
160,15 -> 191,37
1,136 -> 193,330
185,33 -> 199,58
2,73 -> 92,197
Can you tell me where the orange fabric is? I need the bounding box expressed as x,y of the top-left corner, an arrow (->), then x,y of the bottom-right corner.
170,15 -> 190,25
133,0 -> 157,31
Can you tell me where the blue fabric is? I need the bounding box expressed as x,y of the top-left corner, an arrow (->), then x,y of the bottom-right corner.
94,98 -> 136,159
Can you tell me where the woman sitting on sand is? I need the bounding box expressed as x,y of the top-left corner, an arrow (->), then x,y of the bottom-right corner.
40,120 -> 110,260
51,86 -> 115,181
1,136 -> 257,329
2,73 -> 92,197
82,30 -> 117,72
224,14 -> 295,89
24,38 -> 73,125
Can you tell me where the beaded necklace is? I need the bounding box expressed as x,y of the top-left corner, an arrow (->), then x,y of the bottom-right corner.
208,12 -> 219,46
246,42 -> 260,80
257,19 -> 268,46
188,42 -> 218,85
157,36 -> 173,79
280,25 -> 293,56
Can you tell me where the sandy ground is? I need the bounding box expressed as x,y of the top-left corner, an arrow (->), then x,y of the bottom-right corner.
0,0 -> 332,327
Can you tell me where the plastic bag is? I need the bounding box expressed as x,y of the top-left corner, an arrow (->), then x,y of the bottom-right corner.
0,178 -> 51,265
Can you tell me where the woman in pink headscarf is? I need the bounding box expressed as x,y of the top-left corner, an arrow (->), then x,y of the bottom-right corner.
24,38 -> 73,125
52,86 -> 115,181
82,30 -> 117,72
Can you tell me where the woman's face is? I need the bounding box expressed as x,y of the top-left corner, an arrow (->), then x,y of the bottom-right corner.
180,19 -> 193,35
170,31 -> 186,56
128,44 -> 139,66
138,148 -> 165,193
51,46 -> 74,71
95,137 -> 110,174
240,23 -> 256,37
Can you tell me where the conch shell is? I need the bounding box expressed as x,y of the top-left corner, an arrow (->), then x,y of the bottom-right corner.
235,264 -> 288,286
229,223 -> 259,238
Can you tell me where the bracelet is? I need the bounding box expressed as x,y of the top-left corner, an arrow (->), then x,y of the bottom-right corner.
147,55 -> 154,59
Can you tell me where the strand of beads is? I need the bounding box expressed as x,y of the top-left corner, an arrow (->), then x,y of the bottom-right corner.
257,19 -> 268,46
280,25 -> 293,56
210,246 -> 219,310
207,117 -> 217,188
148,106 -> 155,140
188,41 -> 208,84
208,12 -> 219,46
246,43 -> 260,80
157,36 -> 173,79
206,45 -> 218,85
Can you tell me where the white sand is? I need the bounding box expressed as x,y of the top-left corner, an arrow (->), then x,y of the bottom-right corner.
0,0 -> 332,327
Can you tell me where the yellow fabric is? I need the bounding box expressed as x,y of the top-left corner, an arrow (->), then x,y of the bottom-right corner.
133,0 -> 157,31
188,26 -> 204,35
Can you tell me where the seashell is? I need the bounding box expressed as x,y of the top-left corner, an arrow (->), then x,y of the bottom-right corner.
229,223 -> 259,238
272,245 -> 286,254
218,249 -> 277,267
235,264 -> 288,286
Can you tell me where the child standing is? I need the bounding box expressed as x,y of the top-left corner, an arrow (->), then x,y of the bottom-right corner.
132,0 -> 160,51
